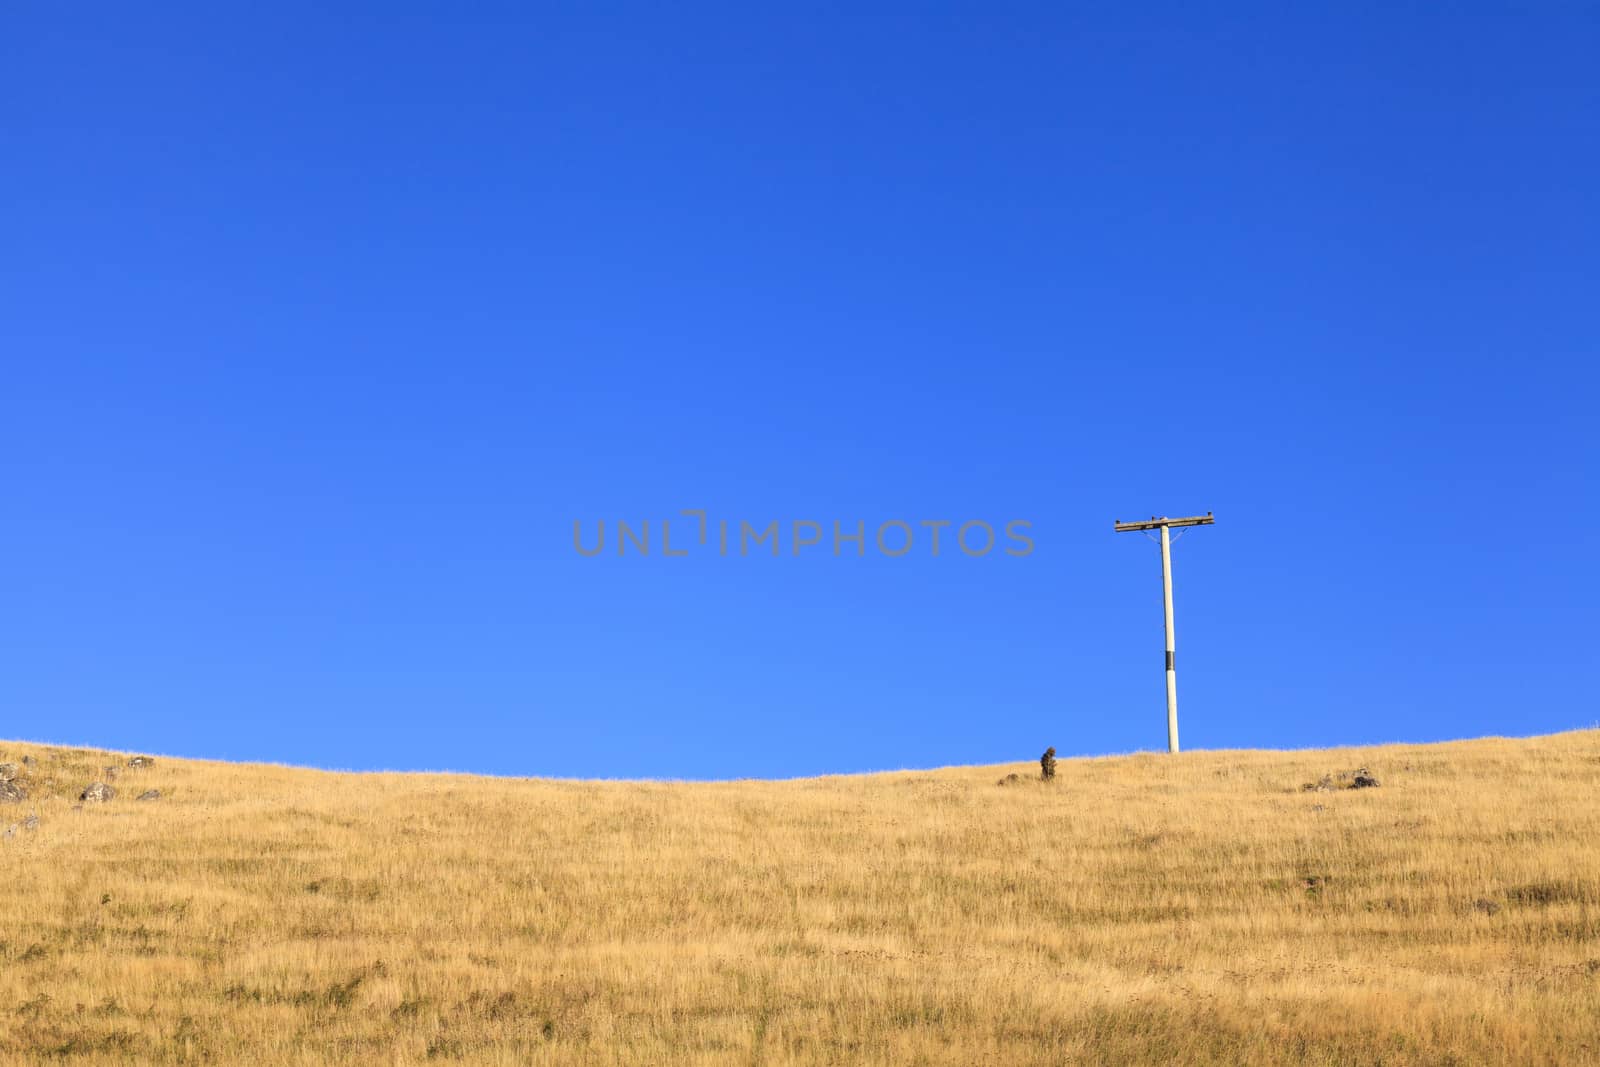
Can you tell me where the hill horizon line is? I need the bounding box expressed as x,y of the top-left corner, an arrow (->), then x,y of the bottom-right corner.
4,726 -> 1593,783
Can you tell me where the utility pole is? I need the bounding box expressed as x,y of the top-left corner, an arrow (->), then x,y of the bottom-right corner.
1113,513 -> 1214,753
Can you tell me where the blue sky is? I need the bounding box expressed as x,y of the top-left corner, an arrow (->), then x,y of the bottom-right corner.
4,7 -> 1597,777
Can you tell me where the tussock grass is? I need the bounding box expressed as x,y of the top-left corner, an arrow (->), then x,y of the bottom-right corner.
2,731 -> 1598,1065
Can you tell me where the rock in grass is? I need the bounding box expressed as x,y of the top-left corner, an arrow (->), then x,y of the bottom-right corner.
1350,768 -> 1380,789
1040,747 -> 1057,780
127,756 -> 155,769
80,782 -> 116,803
136,789 -> 161,801
0,780 -> 25,803
0,762 -> 18,781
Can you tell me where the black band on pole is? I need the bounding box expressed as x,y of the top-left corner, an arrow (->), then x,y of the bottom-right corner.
1165,651 -> 1174,671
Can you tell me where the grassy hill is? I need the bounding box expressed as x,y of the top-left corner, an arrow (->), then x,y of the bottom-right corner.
2,731 -> 1598,1065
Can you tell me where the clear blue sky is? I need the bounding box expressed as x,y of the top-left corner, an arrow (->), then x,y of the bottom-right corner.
4,7 -> 1597,778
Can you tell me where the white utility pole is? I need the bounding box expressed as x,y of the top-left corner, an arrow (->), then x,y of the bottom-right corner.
1114,513 -> 1214,753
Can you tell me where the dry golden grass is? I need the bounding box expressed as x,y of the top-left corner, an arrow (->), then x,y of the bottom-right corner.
2,731 -> 1598,1065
